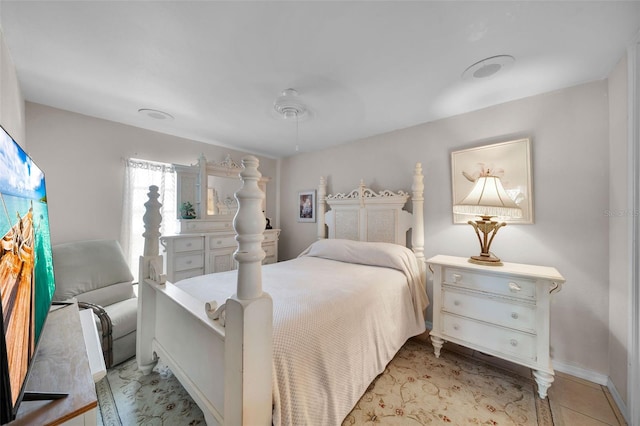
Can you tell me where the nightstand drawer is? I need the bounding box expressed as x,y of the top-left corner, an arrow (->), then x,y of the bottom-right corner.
174,253 -> 204,271
264,232 -> 278,243
174,237 -> 204,252
442,313 -> 536,362
442,289 -> 536,333
444,268 -> 536,300
263,243 -> 276,257
209,235 -> 237,249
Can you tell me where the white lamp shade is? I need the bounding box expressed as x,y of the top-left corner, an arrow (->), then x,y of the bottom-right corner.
453,176 -> 523,218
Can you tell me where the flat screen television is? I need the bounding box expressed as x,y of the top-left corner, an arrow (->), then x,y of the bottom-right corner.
0,125 -> 56,423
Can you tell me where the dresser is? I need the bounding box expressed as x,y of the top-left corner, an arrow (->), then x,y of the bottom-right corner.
161,228 -> 280,283
427,255 -> 564,399
162,154 -> 279,283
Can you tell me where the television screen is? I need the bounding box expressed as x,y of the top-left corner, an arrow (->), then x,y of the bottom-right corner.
0,125 -> 55,423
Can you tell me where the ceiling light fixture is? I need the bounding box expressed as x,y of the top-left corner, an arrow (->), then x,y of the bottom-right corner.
138,108 -> 174,120
462,55 -> 515,80
273,88 -> 309,152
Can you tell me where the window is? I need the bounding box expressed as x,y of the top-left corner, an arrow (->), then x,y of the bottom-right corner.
121,158 -> 177,281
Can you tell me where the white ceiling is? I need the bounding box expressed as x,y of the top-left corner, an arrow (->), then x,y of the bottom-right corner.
1,1 -> 639,158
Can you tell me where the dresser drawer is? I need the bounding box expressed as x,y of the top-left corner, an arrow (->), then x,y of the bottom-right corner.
174,237 -> 204,253
444,268 -> 536,300
173,268 -> 204,282
442,313 -> 537,362
209,235 -> 237,249
174,253 -> 204,272
442,289 -> 536,333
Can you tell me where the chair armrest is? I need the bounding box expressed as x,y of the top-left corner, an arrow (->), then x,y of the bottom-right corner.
78,301 -> 113,368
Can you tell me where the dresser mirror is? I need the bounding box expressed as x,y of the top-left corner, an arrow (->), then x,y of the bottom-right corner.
207,175 -> 240,216
175,154 -> 268,233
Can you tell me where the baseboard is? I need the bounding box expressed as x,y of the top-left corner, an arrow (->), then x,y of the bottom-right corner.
552,359 -> 609,385
606,377 -> 630,425
551,361 -> 631,423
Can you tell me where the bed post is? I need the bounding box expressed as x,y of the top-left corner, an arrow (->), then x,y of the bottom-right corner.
137,185 -> 163,375
224,155 -> 273,425
317,176 -> 327,240
411,163 -> 426,281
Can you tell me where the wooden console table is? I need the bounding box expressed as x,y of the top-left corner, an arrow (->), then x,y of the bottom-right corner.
10,302 -> 98,426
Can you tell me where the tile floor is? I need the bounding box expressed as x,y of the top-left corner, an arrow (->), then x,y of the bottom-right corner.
437,337 -> 628,425
548,372 -> 626,426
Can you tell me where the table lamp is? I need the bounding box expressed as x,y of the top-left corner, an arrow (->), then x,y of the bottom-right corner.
453,174 -> 522,266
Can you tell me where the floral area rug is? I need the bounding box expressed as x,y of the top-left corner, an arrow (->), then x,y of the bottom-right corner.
96,357 -> 205,426
97,338 -> 552,425
344,339 -> 553,426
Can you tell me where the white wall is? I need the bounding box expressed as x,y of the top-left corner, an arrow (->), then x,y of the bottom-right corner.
0,27 -> 24,146
25,102 -> 278,246
280,81 -> 611,375
608,55 -> 629,405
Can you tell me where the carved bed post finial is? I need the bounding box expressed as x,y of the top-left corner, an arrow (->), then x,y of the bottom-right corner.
233,155 -> 266,300
411,163 -> 426,275
225,155 -> 273,425
143,185 -> 162,257
317,176 -> 327,240
359,179 -> 365,208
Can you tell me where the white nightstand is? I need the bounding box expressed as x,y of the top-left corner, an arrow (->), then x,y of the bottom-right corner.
427,255 -> 564,399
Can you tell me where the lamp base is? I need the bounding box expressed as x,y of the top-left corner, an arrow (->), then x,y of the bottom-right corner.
468,254 -> 503,266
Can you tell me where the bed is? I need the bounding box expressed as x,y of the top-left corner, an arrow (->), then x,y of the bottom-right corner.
136,157 -> 428,425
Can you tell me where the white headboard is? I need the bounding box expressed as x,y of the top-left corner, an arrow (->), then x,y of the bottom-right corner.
316,163 -> 425,263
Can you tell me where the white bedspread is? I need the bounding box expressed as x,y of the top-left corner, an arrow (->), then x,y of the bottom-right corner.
176,239 -> 428,426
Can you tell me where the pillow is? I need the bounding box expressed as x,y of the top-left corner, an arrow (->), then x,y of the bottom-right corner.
299,238 -> 429,311
299,238 -> 416,272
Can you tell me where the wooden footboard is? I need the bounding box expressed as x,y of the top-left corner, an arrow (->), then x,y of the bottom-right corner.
137,156 -> 273,426
137,277 -> 226,425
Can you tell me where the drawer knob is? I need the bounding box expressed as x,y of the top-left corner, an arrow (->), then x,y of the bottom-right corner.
453,324 -> 460,331
511,312 -> 519,319
186,243 -> 192,247
453,300 -> 461,307
217,240 -> 222,245
510,339 -> 518,347
508,282 -> 521,292
452,273 -> 462,282
186,260 -> 192,265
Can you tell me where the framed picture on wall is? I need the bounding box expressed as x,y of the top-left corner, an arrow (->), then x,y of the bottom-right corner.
298,190 -> 316,223
451,137 -> 533,224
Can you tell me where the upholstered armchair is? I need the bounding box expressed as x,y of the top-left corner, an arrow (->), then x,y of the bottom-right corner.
52,239 -> 137,367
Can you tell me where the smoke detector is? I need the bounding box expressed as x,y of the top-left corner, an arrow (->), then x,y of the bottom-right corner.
462,55 -> 515,80
138,108 -> 174,120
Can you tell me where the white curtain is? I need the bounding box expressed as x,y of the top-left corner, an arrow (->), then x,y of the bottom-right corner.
121,158 -> 177,281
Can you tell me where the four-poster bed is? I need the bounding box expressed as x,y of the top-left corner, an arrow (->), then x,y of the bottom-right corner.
137,157 -> 427,425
